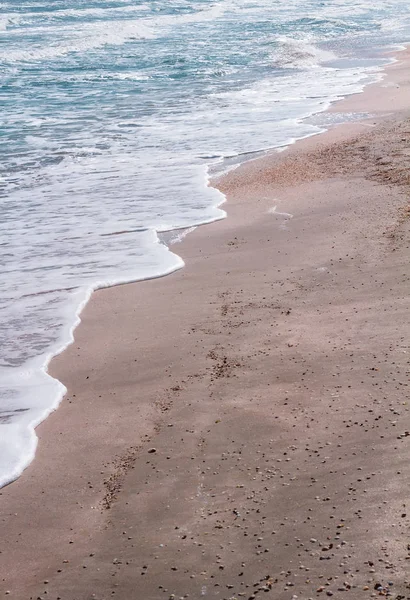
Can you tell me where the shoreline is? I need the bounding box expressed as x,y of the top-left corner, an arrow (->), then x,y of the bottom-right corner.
1,49 -> 410,598
2,43 -> 405,489
2,44 -> 407,490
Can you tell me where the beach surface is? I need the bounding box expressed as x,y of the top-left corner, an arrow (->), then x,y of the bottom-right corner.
1,54 -> 410,600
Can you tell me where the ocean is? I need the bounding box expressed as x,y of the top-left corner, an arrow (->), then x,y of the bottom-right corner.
1,0 -> 410,488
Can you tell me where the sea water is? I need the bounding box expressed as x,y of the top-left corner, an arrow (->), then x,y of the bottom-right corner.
1,0 -> 410,487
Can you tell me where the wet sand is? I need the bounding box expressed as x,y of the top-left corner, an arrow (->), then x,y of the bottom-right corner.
1,53 -> 410,599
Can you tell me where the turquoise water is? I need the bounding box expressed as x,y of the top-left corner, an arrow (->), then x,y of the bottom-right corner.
1,0 -> 410,486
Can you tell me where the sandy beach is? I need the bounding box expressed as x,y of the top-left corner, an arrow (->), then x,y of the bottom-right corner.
1,52 -> 410,600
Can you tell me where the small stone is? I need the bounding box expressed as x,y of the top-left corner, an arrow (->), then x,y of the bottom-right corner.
148,448 -> 157,454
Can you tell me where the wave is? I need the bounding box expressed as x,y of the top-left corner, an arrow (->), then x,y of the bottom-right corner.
272,36 -> 337,69
153,2 -> 232,27
0,2 -> 232,63
0,20 -> 155,63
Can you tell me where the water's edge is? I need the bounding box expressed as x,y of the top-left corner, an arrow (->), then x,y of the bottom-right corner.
1,46 -> 405,489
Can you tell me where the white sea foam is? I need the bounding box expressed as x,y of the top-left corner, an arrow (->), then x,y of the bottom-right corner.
0,234 -> 188,489
0,1 -> 233,63
1,2 -> 231,64
0,20 -> 155,62
273,36 -> 337,69
168,227 -> 197,244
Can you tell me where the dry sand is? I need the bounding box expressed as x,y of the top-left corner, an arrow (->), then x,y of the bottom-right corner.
1,52 -> 410,600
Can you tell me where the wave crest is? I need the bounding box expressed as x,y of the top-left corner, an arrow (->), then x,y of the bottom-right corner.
273,36 -> 336,69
